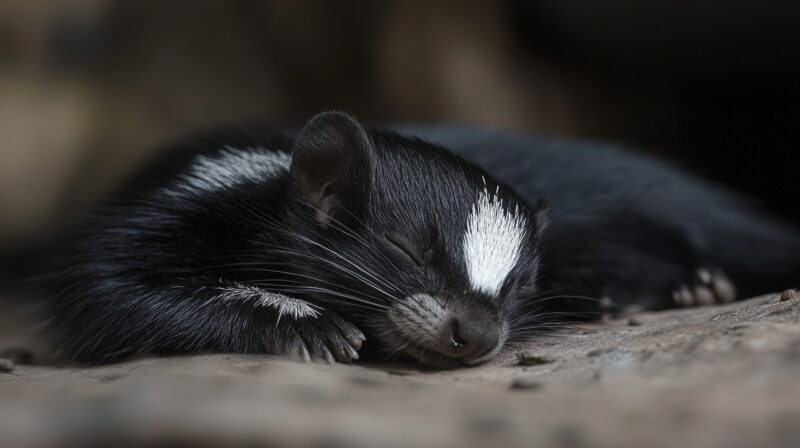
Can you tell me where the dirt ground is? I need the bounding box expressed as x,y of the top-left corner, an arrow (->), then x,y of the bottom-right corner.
2,291 -> 800,448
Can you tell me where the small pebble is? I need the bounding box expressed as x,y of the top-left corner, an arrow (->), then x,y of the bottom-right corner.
0,358 -> 14,373
628,316 -> 643,326
0,347 -> 34,365
780,289 -> 798,302
509,377 -> 543,391
517,351 -> 556,366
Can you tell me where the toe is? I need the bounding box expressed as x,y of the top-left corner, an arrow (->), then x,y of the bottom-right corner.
711,270 -> 737,303
329,316 -> 366,350
314,316 -> 363,363
326,314 -> 365,361
327,333 -> 359,363
692,285 -> 715,306
673,285 -> 693,307
270,312 -> 364,364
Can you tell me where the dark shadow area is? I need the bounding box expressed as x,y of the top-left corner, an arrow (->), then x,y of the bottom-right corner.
2,1 -> 799,255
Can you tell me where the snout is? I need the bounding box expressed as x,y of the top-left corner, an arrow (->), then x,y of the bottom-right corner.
443,310 -> 501,363
388,293 -> 506,367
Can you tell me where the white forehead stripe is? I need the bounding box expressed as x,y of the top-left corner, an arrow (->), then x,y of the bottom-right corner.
173,146 -> 291,195
463,186 -> 527,296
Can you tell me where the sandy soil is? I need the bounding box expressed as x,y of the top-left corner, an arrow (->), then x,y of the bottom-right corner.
2,292 -> 800,448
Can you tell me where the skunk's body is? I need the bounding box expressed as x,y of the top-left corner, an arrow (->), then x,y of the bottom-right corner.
42,112 -> 800,367
404,126 -> 800,310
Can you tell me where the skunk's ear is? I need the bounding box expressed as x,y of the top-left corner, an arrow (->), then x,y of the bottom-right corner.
290,111 -> 372,226
534,197 -> 550,235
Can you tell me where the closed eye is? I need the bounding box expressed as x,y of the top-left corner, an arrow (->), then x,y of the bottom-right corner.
384,233 -> 428,266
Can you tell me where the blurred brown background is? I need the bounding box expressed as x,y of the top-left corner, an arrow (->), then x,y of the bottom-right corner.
2,0 -> 799,252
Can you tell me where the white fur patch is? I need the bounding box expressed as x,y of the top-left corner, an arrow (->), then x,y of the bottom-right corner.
463,184 -> 527,296
216,283 -> 320,319
389,293 -> 446,343
172,146 -> 291,196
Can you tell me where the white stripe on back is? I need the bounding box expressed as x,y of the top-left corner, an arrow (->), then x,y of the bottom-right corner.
171,146 -> 291,196
216,283 -> 320,319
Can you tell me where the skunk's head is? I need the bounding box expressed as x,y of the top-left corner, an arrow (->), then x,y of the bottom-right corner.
288,111 -> 548,368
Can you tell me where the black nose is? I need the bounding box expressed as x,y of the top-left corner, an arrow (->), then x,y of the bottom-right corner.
447,312 -> 500,362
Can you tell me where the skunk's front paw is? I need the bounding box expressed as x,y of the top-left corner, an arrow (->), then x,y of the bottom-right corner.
266,311 -> 366,363
672,267 -> 737,307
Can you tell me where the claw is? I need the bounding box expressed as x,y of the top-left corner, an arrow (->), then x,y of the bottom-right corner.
321,347 -> 336,364
696,268 -> 712,285
299,343 -> 312,363
346,344 -> 360,361
344,330 -> 365,349
288,340 -> 312,363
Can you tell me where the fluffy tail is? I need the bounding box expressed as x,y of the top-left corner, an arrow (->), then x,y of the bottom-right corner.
694,198 -> 800,297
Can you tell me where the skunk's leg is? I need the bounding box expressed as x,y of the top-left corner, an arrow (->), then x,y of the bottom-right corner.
206,284 -> 366,363
51,280 -> 364,363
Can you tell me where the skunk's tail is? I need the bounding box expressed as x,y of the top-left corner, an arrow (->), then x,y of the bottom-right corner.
698,200 -> 800,297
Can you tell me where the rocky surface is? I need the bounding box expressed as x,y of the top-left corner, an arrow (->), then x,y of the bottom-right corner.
2,292 -> 800,447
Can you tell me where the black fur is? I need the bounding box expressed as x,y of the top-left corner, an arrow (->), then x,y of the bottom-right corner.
38,112 -> 800,366
403,126 -> 800,310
